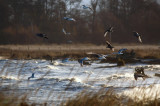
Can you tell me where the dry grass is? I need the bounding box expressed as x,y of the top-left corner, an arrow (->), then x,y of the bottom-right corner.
63,88 -> 160,106
0,44 -> 160,60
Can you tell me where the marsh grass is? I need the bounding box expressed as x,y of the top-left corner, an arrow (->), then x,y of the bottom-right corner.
0,44 -> 160,60
63,90 -> 160,106
135,49 -> 160,59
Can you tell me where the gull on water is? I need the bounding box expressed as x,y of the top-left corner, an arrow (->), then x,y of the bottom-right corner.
133,31 -> 142,43
104,27 -> 114,37
82,5 -> 93,11
28,73 -> 35,80
63,17 -> 76,22
36,33 -> 48,39
78,57 -> 91,67
106,41 -> 114,51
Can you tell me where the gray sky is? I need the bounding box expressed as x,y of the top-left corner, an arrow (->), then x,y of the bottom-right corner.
82,0 -> 90,4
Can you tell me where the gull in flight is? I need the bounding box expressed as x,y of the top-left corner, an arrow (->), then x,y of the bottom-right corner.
28,73 -> 35,80
104,27 -> 114,37
36,33 -> 48,39
106,41 -> 114,51
78,57 -> 91,67
64,17 -> 76,22
82,5 -> 93,11
62,58 -> 70,63
96,54 -> 108,60
62,28 -> 71,35
133,31 -> 142,43
87,52 -> 108,60
113,48 -> 127,55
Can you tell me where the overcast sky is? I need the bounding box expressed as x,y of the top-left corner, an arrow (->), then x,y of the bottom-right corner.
81,0 -> 90,4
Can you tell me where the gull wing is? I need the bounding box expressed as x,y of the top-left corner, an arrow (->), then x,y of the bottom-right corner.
104,31 -> 108,37
138,36 -> 142,43
62,28 -> 66,35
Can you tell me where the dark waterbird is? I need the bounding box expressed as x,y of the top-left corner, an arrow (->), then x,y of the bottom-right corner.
106,41 -> 114,51
36,33 -> 48,39
134,67 -> 149,80
104,27 -> 114,37
28,73 -> 35,80
133,31 -> 142,43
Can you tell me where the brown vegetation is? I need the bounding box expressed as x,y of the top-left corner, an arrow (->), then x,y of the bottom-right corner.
0,44 -> 159,60
63,89 -> 160,106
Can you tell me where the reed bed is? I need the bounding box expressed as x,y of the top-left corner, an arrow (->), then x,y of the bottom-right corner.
0,44 -> 160,60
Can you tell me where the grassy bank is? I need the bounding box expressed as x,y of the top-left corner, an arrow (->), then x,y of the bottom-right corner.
0,44 -> 160,60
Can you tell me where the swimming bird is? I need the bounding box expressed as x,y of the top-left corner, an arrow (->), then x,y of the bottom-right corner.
134,67 -> 149,80
104,27 -> 114,37
63,17 -> 76,22
62,28 -> 71,35
62,58 -> 70,63
82,5 -> 93,11
78,57 -> 91,67
106,41 -> 114,51
113,48 -> 127,55
36,33 -> 48,39
133,31 -> 142,43
28,73 -> 35,80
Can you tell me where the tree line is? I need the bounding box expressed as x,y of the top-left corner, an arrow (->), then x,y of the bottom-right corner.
0,0 -> 160,44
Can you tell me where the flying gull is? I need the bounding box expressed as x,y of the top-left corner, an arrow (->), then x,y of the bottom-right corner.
106,41 -> 114,51
62,28 -> 71,35
113,48 -> 127,55
87,52 -> 108,60
104,27 -> 114,37
36,33 -> 48,39
78,57 -> 91,67
133,31 -> 142,43
82,5 -> 93,11
62,58 -> 70,63
64,17 -> 76,22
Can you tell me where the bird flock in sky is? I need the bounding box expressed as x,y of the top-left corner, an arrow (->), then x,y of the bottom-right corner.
35,4 -> 142,45
29,4 -> 143,80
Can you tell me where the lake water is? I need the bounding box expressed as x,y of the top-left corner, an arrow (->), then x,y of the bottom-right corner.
0,59 -> 160,105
